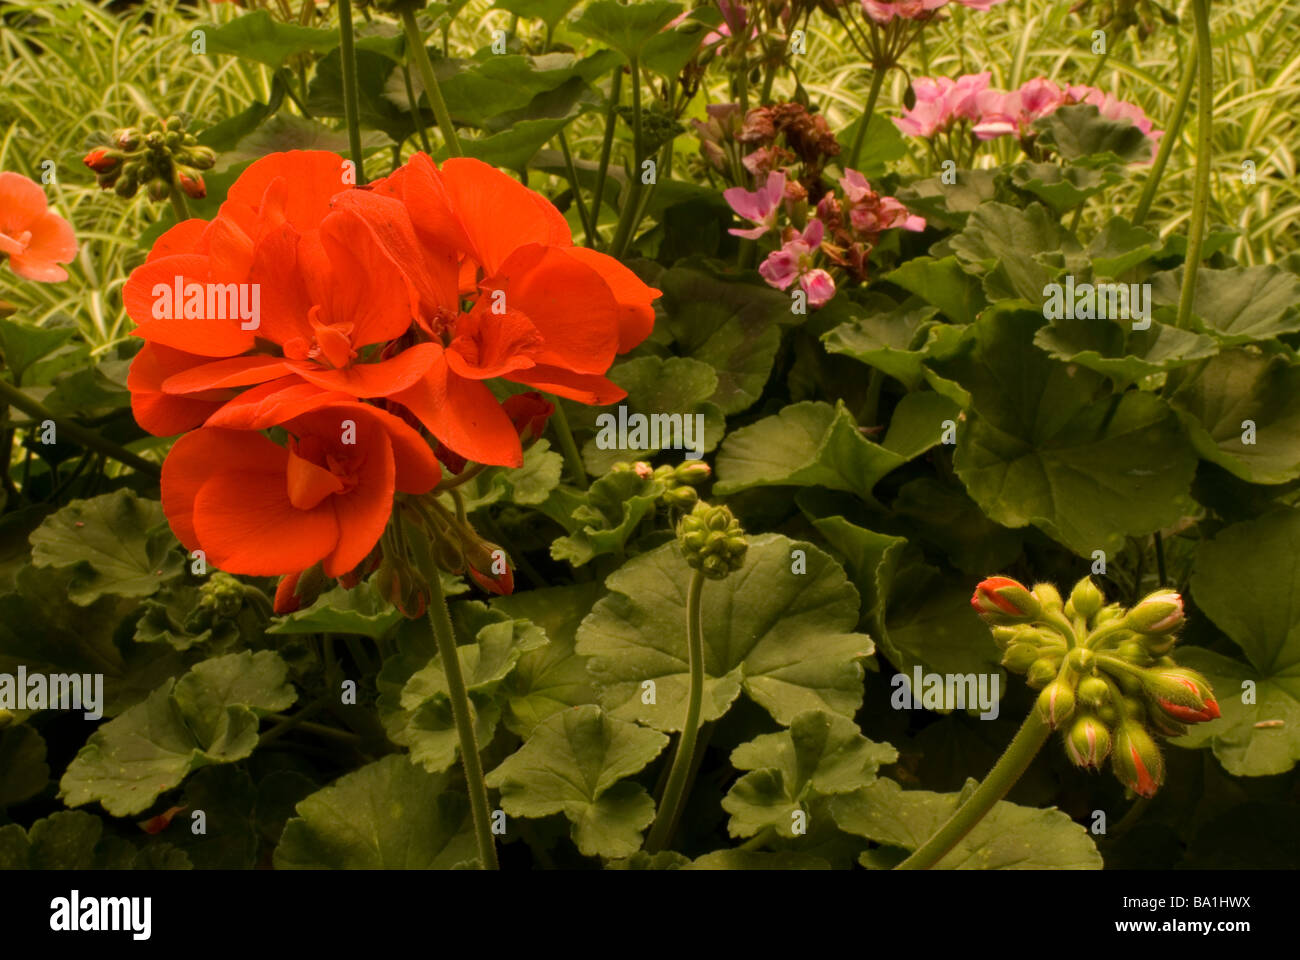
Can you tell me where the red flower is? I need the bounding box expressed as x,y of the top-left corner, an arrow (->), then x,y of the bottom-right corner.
0,172 -> 77,282
162,402 -> 440,577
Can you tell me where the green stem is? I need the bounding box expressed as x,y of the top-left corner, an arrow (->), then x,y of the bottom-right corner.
1175,0 -> 1214,331
847,65 -> 888,172
0,378 -> 159,478
590,65 -> 624,248
1153,531 -> 1167,586
337,0 -> 366,183
168,187 -> 190,223
609,57 -> 645,259
403,65 -> 433,153
644,569 -> 707,853
894,708 -> 1050,869
401,8 -> 463,158
557,130 -> 594,246
418,552 -> 500,869
1133,48 -> 1197,227
548,400 -> 587,488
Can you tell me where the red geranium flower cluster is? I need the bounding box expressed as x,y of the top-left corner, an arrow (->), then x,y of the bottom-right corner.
126,150 -> 659,586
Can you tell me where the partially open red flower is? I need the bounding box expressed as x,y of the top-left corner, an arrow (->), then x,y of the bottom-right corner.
0,172 -> 77,282
162,402 -> 440,576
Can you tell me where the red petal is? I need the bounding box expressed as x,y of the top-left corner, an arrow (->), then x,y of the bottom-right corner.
564,246 -> 660,354
193,472 -> 339,576
290,342 -> 440,397
162,355 -> 292,394
505,364 -> 627,405
391,358 -> 522,467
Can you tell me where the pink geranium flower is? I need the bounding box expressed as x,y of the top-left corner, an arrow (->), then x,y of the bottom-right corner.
724,171 -> 787,239
862,0 -> 1005,24
894,73 -> 992,138
758,219 -> 836,307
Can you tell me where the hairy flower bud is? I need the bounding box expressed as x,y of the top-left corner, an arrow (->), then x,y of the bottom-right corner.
1026,657 -> 1059,688
1065,714 -> 1111,770
1031,581 -> 1063,613
674,460 -> 712,486
273,563 -> 328,614
1076,674 -> 1111,710
1001,641 -> 1040,673
1125,590 -> 1184,636
1037,678 -> 1076,729
971,576 -> 1040,623
83,148 -> 120,174
1112,722 -> 1165,797
1069,576 -> 1104,621
1142,667 -> 1220,724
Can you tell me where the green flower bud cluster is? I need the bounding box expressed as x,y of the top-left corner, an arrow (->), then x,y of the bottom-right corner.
973,574 -> 1219,798
677,501 -> 747,580
85,114 -> 216,202
1070,0 -> 1176,40
609,459 -> 712,510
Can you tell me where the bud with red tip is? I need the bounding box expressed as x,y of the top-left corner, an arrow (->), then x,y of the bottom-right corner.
1124,590 -> 1184,636
178,172 -> 206,199
273,563 -> 328,614
502,391 -> 554,447
1065,714 -> 1111,770
466,539 -> 514,595
1142,667 -> 1220,724
1112,722 -> 1165,797
1037,678 -> 1076,729
83,148 -> 120,174
971,576 -> 1040,624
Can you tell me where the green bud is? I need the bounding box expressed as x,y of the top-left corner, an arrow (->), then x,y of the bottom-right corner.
1037,678 -> 1076,729
146,176 -> 171,202
1115,640 -> 1154,666
1092,603 -> 1125,627
1067,647 -> 1096,673
1026,657 -> 1059,688
1141,633 -> 1176,656
1111,722 -> 1164,797
1001,642 -> 1039,673
677,502 -> 748,580
1124,590 -> 1184,636
662,485 -> 699,508
1076,675 -> 1111,709
1032,582 -> 1063,613
1065,714 -> 1111,769
1069,576 -> 1105,621
674,460 -> 712,486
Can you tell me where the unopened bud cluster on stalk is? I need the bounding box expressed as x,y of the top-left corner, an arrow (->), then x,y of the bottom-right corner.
610,458 -> 712,509
677,500 -> 747,580
83,113 -> 216,201
972,574 -> 1219,798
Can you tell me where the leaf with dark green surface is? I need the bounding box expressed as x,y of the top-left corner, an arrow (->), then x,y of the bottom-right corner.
1167,349 -> 1300,484
880,391 -> 963,461
492,582 -> 604,736
59,651 -> 296,817
893,169 -> 1002,230
275,755 -> 476,869
833,778 -> 1102,868
1031,103 -> 1153,164
0,724 -> 48,807
835,115 -> 907,177
654,264 -> 791,415
549,469 -> 664,566
722,711 -> 897,838
821,297 -> 943,389
930,305 -> 1198,556
268,579 -> 405,640
1033,314 -> 1219,387
950,202 -> 1077,303
883,257 -> 987,325
571,0 -> 684,61
1087,217 -> 1161,277
1179,509 -> 1300,776
575,535 -> 873,730
203,10 -> 338,67
433,51 -> 618,128
1009,161 -> 1120,214
1150,265 -> 1300,345
891,476 -> 1023,575
0,810 -> 189,869
495,0 -> 584,32
485,705 -> 669,858
0,319 -> 75,384
309,47 -> 414,143
715,401 -> 906,504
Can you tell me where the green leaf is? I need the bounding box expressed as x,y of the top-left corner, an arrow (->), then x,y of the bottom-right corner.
1031,103 -> 1153,164
492,582 -> 604,736
714,401 -> 906,505
448,115 -> 582,171
894,168 -> 1002,230
883,256 -> 987,325
172,766 -> 259,869
890,477 -> 1023,575
580,356 -> 723,474
275,755 -> 476,868
549,469 -> 663,566
30,490 -> 182,605
575,535 -> 874,730
1009,161 -> 1121,214
641,11 -> 714,80
1086,217 -> 1161,277
0,724 -> 48,807
687,849 -> 832,870
309,47 -> 413,144
832,778 -> 1102,868
931,305 -> 1198,556
806,515 -> 907,636
571,0 -> 684,61
1150,265 -> 1300,345
950,202 -> 1077,303
267,579 -> 404,640
880,390 -> 963,461
494,0 -> 583,32
457,438 -> 565,511
821,297 -> 943,389
392,616 -> 546,773
435,51 -> 619,128
1180,508 -> 1300,775
1167,349 -> 1300,484
0,810 -> 190,869
59,651 -> 297,816
835,115 -> 907,178
0,318 -> 76,384
655,263 -> 792,415
1033,314 -> 1219,388
202,10 -> 339,67
484,704 -> 669,859
722,711 -> 897,838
